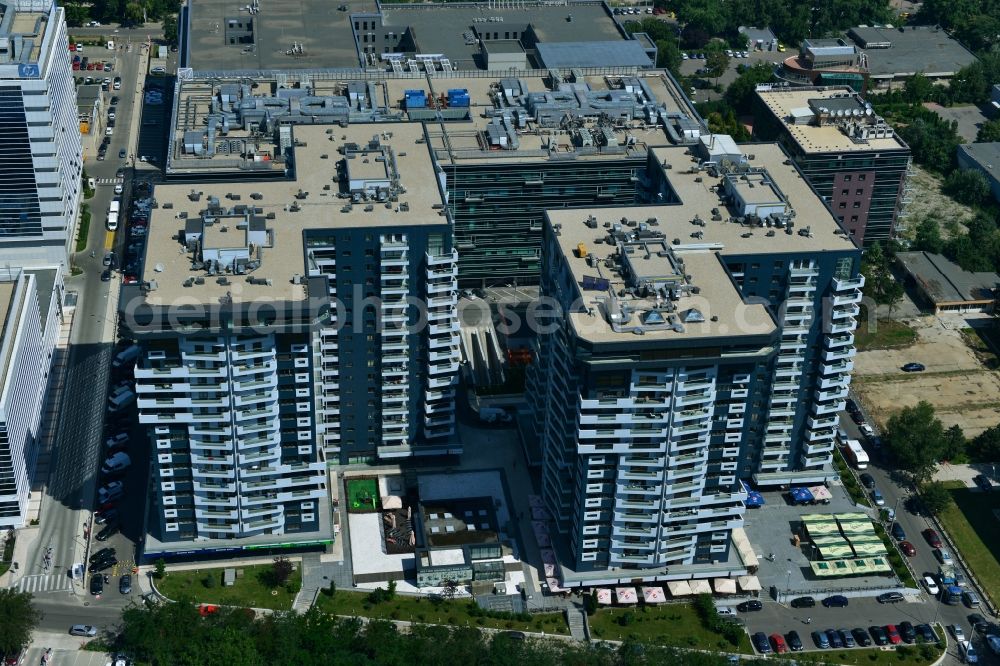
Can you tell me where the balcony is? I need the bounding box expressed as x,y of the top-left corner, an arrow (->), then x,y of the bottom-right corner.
789,263 -> 819,277
822,347 -> 856,362
831,303 -> 861,320
832,275 -> 865,291
832,290 -> 862,307
808,414 -> 838,430
824,334 -> 855,349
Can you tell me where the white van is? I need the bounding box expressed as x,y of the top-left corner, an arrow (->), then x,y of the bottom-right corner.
107,389 -> 135,412
101,452 -> 131,474
112,344 -> 140,368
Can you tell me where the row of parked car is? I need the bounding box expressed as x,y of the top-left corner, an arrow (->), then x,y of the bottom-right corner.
752,621 -> 940,654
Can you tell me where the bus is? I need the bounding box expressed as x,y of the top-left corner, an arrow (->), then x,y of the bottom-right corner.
842,439 -> 869,470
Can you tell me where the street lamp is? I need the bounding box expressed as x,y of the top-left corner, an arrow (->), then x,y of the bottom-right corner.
785,569 -> 792,603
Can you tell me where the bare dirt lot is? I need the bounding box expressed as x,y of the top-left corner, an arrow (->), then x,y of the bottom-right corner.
853,314 -> 1000,437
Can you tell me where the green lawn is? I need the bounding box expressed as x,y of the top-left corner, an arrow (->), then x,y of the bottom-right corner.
155,564 -> 301,611
775,641 -> 943,665
345,478 -> 379,513
315,589 -> 568,634
587,603 -> 752,653
937,480 -> 1000,606
854,316 -> 917,351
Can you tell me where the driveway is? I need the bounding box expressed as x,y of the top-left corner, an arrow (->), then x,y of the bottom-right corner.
925,103 -> 991,143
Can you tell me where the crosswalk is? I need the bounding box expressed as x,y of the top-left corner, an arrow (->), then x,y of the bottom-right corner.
95,178 -> 121,185
15,573 -> 73,594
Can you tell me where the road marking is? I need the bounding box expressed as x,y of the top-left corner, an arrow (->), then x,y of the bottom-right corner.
104,230 -> 115,251
14,574 -> 72,594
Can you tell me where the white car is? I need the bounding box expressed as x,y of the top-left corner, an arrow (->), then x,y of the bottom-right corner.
937,549 -> 954,565
69,624 -> 97,637
716,607 -> 737,617
952,625 -> 966,642
105,126 -> 113,136
859,423 -> 875,438
923,575 -> 940,596
725,49 -> 734,57
114,183 -> 123,195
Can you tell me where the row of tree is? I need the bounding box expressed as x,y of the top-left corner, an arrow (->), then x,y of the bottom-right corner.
112,601 -> 744,666
62,0 -> 180,31
662,0 -> 893,48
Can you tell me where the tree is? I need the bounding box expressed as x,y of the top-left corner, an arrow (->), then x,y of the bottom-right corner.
440,579 -> 459,599
655,39 -> 683,73
163,13 -> 178,46
912,217 -> 945,254
704,50 -> 730,81
920,481 -> 954,515
976,119 -> 1000,143
267,556 -> 293,587
969,423 -> 1000,462
882,278 -> 904,319
387,579 -> 397,600
944,169 -> 991,207
886,401 -> 946,485
942,424 -> 967,461
723,62 -> 775,114
154,558 -> 166,579
0,589 -> 42,656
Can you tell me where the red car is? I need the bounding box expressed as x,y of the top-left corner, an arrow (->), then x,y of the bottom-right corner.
899,541 -> 916,557
72,62 -> 80,70
769,634 -> 789,654
923,529 -> 942,549
885,625 -> 902,645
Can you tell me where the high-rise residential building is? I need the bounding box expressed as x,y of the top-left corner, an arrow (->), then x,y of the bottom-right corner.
753,86 -> 911,245
0,0 -> 82,270
119,123 -> 459,558
526,142 -> 863,586
0,269 -> 60,529
165,70 -> 703,289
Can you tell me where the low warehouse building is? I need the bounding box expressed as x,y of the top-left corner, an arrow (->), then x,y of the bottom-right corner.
897,251 -> 1000,314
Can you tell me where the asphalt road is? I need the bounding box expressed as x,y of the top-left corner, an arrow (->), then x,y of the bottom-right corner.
838,407 -> 998,665
22,28 -> 158,635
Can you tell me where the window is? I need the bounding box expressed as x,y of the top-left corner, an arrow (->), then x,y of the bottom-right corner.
850,215 -> 858,223
839,202 -> 847,209
840,189 -> 848,196
856,189 -> 863,195
852,202 -> 861,208
843,175 -> 851,182
858,174 -> 866,181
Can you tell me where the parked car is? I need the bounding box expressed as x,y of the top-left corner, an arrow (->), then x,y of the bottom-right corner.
900,621 -> 916,643
790,596 -> 815,608
752,632 -> 771,654
924,575 -> 940,595
769,634 -> 788,654
89,574 -> 103,595
902,362 -> 925,372
869,625 -> 889,645
852,627 -> 872,646
959,639 -> 979,664
899,541 -> 916,557
812,630 -> 830,648
878,592 -> 904,604
952,625 -> 966,642
89,547 -> 115,564
859,473 -> 875,489
716,607 -> 737,617
986,634 -> 1000,654
872,488 -> 885,506
924,528 -> 943,548
826,629 -> 844,648
97,481 -> 123,503
119,148 -> 127,159
964,591 -> 982,608
119,574 -> 132,595
969,614 -> 989,633
822,595 -> 849,607
891,522 -> 906,540
105,433 -> 129,450
94,508 -> 118,525
96,523 -> 119,542
916,623 -> 937,643
839,629 -> 856,647
936,548 -> 954,564
975,474 -> 994,492
88,556 -> 116,573
737,600 -> 762,612
860,423 -> 875,438
69,624 -> 97,637
885,624 -> 902,645
786,630 -> 803,652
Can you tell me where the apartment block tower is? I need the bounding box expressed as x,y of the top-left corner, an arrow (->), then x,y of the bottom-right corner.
527,142 -> 863,586
0,270 -> 58,528
754,86 -> 911,246
0,0 -> 82,269
120,124 -> 459,558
